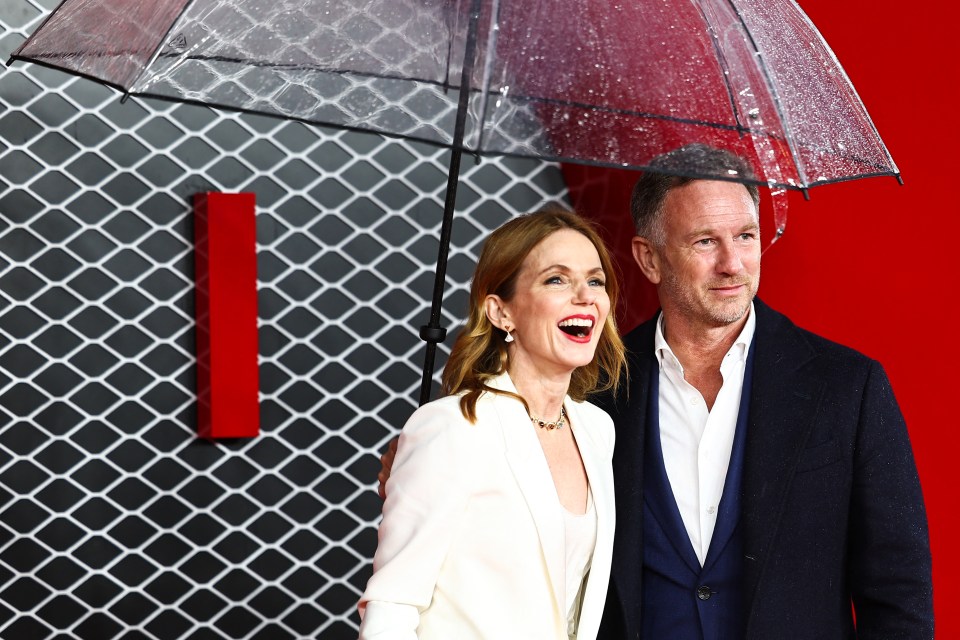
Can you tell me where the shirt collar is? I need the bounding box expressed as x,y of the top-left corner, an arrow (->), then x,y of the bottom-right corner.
654,302 -> 757,370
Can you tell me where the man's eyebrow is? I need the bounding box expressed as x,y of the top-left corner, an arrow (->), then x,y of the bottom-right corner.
686,221 -> 760,238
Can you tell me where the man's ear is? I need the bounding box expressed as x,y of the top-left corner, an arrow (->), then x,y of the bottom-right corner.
632,236 -> 662,285
484,294 -> 510,330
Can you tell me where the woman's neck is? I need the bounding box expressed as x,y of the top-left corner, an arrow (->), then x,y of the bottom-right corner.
507,360 -> 571,419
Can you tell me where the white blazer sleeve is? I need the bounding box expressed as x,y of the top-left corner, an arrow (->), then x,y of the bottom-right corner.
358,400 -> 478,639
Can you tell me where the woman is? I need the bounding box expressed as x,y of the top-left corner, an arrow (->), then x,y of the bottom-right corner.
358,205 -> 626,639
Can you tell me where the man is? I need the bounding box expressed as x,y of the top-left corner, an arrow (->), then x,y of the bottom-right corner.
595,144 -> 932,639
377,144 -> 933,639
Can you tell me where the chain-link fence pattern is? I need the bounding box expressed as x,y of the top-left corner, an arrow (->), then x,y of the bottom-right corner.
0,0 -> 569,636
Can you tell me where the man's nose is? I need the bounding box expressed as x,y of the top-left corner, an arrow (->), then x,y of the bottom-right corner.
716,241 -> 745,274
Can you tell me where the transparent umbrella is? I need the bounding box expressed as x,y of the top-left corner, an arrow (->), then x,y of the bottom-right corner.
11,0 -> 899,403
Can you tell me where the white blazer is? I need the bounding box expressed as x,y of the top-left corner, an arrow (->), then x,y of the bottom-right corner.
358,373 -> 616,640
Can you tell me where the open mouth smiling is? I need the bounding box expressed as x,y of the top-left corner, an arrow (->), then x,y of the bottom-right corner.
558,316 -> 595,339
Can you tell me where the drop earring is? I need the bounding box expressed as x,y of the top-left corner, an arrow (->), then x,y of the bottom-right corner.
504,331 -> 514,343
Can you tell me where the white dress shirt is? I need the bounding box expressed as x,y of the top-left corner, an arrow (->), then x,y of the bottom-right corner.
654,304 -> 756,565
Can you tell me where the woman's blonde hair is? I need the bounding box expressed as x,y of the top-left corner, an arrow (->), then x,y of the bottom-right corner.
441,204 -> 626,421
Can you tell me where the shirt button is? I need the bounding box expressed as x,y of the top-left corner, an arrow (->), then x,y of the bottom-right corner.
706,506 -> 716,515
697,585 -> 712,600
690,397 -> 698,405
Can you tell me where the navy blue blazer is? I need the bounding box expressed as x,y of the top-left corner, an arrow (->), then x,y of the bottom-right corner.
595,299 -> 933,640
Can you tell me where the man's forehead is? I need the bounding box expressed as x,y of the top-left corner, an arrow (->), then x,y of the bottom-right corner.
667,178 -> 754,199
664,180 -> 757,216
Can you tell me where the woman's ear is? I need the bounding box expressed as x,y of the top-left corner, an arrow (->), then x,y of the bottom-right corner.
632,235 -> 662,285
484,294 -> 511,331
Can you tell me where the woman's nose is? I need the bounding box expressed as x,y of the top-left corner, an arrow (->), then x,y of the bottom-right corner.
573,280 -> 596,303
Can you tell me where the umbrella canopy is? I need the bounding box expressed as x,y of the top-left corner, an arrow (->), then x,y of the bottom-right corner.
12,0 -> 897,189
12,0 -> 899,402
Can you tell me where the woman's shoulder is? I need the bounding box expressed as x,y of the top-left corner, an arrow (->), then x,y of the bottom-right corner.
402,395 -> 469,436
413,382 -> 512,418
410,393 -> 469,418
401,392 -> 498,441
392,394 -> 501,482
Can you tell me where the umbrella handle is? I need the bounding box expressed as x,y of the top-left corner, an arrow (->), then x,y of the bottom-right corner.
417,0 -> 484,407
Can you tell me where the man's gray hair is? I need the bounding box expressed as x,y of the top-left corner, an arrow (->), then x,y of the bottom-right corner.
630,144 -> 761,246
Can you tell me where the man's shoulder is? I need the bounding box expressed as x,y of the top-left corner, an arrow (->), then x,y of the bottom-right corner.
754,299 -> 877,368
621,313 -> 658,354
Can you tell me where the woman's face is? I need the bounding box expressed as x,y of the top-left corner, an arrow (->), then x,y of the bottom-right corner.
490,229 -> 610,380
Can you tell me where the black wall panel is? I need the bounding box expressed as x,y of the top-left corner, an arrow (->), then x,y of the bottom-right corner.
0,1 -> 569,636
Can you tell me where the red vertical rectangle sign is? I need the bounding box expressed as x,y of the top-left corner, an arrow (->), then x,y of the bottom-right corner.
194,192 -> 259,438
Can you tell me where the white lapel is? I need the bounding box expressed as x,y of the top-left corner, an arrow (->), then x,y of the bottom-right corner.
565,400 -> 615,639
486,373 -> 567,617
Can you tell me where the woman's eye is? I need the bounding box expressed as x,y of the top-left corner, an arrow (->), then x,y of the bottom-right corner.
589,278 -> 606,287
545,276 -> 564,285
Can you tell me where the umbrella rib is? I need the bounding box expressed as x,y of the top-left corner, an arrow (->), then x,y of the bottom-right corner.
690,0 -> 747,135
143,52 -> 893,179
157,52 -> 760,134
5,45 -> 843,155
127,0 -> 201,96
472,0 -> 503,153
17,45 -> 893,188
146,77 -> 912,187
9,0 -> 82,61
719,0 -> 808,186
6,54 -> 133,95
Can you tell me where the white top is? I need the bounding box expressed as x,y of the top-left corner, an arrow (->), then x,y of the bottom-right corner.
563,490 -> 597,639
654,304 -> 756,565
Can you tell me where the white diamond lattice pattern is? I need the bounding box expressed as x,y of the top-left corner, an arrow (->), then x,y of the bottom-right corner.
0,1 -> 569,637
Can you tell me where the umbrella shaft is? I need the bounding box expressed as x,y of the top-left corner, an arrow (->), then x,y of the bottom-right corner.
419,0 -> 484,406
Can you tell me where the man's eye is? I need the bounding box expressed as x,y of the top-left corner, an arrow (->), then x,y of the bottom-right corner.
696,238 -> 714,246
739,232 -> 757,241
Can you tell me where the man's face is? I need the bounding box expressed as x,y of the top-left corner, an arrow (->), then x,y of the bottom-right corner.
637,180 -> 761,329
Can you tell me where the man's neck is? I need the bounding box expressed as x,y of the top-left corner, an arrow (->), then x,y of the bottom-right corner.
665,310 -> 746,362
660,308 -> 749,410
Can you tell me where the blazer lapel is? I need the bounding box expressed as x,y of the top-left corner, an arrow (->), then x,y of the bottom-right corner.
702,339 -> 755,571
566,400 -> 615,637
490,374 -> 567,617
741,300 -> 825,614
643,360 -> 702,574
606,316 -> 657,634
568,400 -> 614,570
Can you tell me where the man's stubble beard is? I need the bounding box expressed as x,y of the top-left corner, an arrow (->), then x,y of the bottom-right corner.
660,267 -> 759,328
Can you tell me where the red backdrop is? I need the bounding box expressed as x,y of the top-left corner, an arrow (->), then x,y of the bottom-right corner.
565,0 -> 957,634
